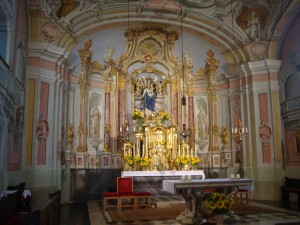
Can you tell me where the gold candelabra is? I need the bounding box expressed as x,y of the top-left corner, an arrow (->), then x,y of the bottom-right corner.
232,118 -> 247,143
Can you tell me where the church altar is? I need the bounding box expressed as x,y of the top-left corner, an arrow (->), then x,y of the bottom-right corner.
121,170 -> 205,179
163,178 -> 254,224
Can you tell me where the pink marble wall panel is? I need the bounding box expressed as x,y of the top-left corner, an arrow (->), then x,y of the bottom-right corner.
259,93 -> 271,163
28,57 -> 56,71
37,82 -> 49,165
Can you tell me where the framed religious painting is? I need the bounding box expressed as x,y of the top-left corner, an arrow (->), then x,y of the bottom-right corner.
76,154 -> 85,168
101,155 -> 111,168
212,154 -> 221,168
89,156 -> 100,169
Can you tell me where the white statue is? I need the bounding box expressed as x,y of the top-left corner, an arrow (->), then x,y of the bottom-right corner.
197,108 -> 208,142
90,104 -> 100,139
103,45 -> 115,63
246,11 -> 261,40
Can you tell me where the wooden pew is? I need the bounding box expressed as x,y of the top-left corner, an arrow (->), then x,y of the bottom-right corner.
0,190 -> 25,225
24,190 -> 61,225
281,177 -> 300,208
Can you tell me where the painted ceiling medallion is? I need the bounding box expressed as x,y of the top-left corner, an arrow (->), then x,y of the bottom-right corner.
251,42 -> 267,58
41,21 -> 60,42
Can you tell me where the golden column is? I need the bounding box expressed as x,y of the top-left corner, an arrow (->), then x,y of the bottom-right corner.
77,40 -> 93,153
198,49 -> 220,151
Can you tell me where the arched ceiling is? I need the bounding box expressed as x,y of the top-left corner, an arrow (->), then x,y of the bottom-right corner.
39,0 -> 298,76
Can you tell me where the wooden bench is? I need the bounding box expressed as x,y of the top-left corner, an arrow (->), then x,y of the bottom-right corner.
281,177 -> 300,208
21,190 -> 61,225
0,190 -> 27,225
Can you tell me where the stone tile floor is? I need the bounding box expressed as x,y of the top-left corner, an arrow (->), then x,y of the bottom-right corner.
60,196 -> 300,225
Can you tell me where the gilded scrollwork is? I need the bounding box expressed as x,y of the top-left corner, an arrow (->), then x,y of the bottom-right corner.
219,126 -> 229,147
67,124 -> 74,150
104,124 -> 110,134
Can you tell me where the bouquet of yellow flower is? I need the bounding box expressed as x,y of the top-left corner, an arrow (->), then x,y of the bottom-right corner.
132,111 -> 144,120
140,157 -> 151,166
175,155 -> 190,166
159,111 -> 171,122
205,192 -> 234,216
124,155 -> 140,167
190,156 -> 200,165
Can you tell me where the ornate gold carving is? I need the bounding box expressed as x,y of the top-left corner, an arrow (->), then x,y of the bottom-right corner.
78,39 -> 93,65
118,75 -> 126,91
67,124 -> 74,150
197,49 -> 220,77
78,123 -> 88,136
104,83 -> 111,93
166,30 -> 179,44
209,145 -> 220,151
77,144 -> 87,153
138,38 -> 162,63
219,127 -> 229,146
131,64 -> 166,78
104,124 -> 110,134
78,39 -> 93,100
212,124 -> 219,136
78,75 -> 89,100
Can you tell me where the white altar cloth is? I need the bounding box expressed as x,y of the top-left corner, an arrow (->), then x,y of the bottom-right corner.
121,170 -> 205,179
163,178 -> 254,194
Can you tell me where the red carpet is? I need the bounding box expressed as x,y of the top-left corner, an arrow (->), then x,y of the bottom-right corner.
105,203 -> 279,222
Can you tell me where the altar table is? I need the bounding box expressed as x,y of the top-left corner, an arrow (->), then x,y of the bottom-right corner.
163,178 -> 254,224
121,170 -> 205,195
121,170 -> 205,179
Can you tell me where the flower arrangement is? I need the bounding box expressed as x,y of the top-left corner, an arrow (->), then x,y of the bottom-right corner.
132,111 -> 145,121
123,155 -> 140,167
140,157 -> 151,167
190,156 -> 200,165
175,155 -> 190,166
205,192 -> 234,216
159,111 -> 171,122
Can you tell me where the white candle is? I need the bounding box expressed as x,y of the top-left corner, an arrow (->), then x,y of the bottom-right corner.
236,174 -> 240,179
231,173 -> 235,179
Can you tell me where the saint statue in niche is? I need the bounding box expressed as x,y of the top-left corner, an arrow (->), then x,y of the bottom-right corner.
90,103 -> 100,139
246,11 -> 261,40
197,108 -> 208,143
141,78 -> 157,117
